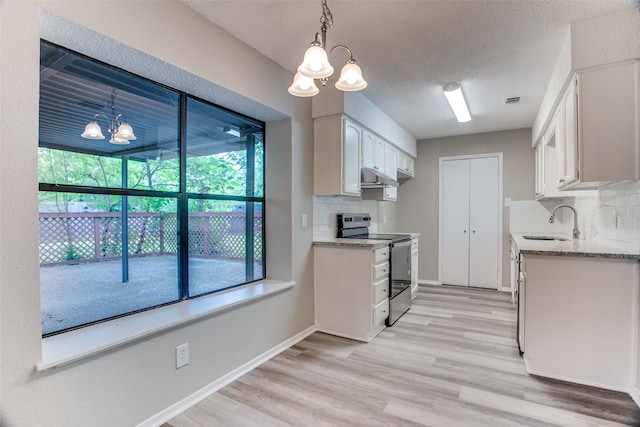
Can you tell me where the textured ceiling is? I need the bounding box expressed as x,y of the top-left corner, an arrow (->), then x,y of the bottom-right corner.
183,0 -> 637,140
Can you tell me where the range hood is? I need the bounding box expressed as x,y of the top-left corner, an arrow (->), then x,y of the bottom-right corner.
361,167 -> 399,189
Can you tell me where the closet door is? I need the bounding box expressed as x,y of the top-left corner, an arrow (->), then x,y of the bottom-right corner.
469,156 -> 499,288
440,159 -> 470,286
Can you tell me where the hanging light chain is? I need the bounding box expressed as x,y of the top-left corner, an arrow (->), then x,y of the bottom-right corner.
320,0 -> 333,31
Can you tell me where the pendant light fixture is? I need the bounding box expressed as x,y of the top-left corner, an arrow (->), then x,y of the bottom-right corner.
81,89 -> 137,144
288,0 -> 367,97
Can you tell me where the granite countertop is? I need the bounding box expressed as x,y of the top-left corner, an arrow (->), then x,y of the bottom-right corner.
510,233 -> 640,260
313,237 -> 393,249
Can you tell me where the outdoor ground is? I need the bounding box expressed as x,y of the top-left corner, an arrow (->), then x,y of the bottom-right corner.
40,255 -> 262,335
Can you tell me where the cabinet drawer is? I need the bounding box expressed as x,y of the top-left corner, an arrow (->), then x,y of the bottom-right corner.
373,278 -> 389,305
373,262 -> 389,281
373,298 -> 389,327
374,246 -> 389,264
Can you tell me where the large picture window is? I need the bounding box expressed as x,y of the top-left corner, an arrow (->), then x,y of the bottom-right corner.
38,40 -> 265,336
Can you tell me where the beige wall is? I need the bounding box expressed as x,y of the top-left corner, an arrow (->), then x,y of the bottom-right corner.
0,2 -> 314,426
396,128 -> 534,286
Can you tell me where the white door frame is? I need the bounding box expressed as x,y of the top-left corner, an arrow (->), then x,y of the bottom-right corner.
438,153 -> 504,289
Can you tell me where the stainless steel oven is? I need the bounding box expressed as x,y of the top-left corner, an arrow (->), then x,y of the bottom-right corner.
337,213 -> 412,326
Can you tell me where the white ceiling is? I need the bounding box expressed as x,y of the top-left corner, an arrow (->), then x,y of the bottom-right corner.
183,0 -> 636,141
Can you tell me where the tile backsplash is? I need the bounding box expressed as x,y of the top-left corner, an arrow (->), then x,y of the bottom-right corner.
575,180 -> 640,244
313,196 -> 379,238
511,180 -> 640,252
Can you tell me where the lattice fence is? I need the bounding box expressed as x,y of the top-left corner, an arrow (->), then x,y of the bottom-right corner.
39,212 -> 262,266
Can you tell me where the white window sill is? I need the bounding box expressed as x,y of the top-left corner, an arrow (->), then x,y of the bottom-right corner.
37,280 -> 295,372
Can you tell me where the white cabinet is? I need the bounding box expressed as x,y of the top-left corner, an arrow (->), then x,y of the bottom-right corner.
315,244 -> 390,342
559,61 -> 640,189
440,156 -> 500,289
517,251 -> 525,353
397,150 -> 415,178
410,238 -> 419,300
555,78 -> 579,188
362,128 -> 386,173
384,143 -> 398,181
361,129 -> 375,170
534,141 -> 544,199
522,254 -> 639,391
362,185 -> 397,202
535,123 -> 573,199
314,115 -> 361,196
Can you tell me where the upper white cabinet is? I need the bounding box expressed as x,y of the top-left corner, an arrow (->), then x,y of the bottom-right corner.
314,115 -> 361,196
556,77 -> 579,188
361,129 -> 375,170
559,60 -> 639,190
535,119 -> 571,199
397,150 -> 415,178
384,143 -> 398,181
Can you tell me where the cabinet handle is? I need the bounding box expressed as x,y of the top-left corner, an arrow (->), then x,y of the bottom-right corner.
472,230 -> 476,234
558,178 -> 566,184
381,269 -> 387,273
464,230 -> 467,233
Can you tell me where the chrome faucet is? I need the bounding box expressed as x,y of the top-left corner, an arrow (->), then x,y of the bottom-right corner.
549,204 -> 580,239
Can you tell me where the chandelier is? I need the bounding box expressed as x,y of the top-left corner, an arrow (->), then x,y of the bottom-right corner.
288,0 -> 367,97
81,89 -> 137,145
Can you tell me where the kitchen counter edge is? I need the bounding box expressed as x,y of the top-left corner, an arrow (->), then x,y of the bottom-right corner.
510,233 -> 640,260
313,238 -> 391,249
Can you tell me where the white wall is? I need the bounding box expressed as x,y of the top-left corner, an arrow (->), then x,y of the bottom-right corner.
0,1 -> 314,426
396,128 -> 534,286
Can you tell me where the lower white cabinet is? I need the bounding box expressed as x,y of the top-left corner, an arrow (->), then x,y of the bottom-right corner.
411,238 -> 419,300
315,245 -> 390,342
522,254 -> 639,390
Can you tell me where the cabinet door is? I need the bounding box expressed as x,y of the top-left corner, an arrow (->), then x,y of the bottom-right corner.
373,137 -> 385,171
555,104 -> 567,187
440,159 -> 470,286
343,118 -> 361,196
517,255 -> 525,353
411,246 -> 419,300
361,129 -> 375,169
578,61 -> 638,184
563,78 -> 578,185
384,143 -> 398,181
468,156 -> 499,288
384,186 -> 397,201
534,142 -> 544,198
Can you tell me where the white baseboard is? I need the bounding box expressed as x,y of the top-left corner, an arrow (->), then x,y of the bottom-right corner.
418,279 -> 439,286
631,387 -> 640,409
137,325 -> 317,427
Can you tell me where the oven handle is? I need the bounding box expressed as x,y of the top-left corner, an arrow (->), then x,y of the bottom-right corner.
391,240 -> 412,249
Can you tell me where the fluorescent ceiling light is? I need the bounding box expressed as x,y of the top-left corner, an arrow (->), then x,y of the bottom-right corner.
443,82 -> 471,123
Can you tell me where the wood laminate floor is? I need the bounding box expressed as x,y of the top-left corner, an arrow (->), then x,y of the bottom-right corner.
165,285 -> 640,426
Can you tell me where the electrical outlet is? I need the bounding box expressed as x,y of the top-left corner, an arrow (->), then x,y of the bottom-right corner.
176,343 -> 189,369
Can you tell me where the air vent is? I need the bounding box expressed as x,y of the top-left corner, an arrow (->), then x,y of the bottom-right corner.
505,97 -> 521,104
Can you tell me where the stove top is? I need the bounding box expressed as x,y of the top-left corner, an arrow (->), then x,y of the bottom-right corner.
336,213 -> 411,243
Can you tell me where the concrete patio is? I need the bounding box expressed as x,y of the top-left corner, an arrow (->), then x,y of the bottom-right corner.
40,255 -> 263,335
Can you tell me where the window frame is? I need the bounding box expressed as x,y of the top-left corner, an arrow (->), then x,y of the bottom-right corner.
38,40 -> 266,337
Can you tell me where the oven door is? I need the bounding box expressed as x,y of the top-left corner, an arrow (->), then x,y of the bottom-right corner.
387,239 -> 412,326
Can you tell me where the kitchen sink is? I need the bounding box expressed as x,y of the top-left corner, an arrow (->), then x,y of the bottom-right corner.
522,235 -> 569,241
